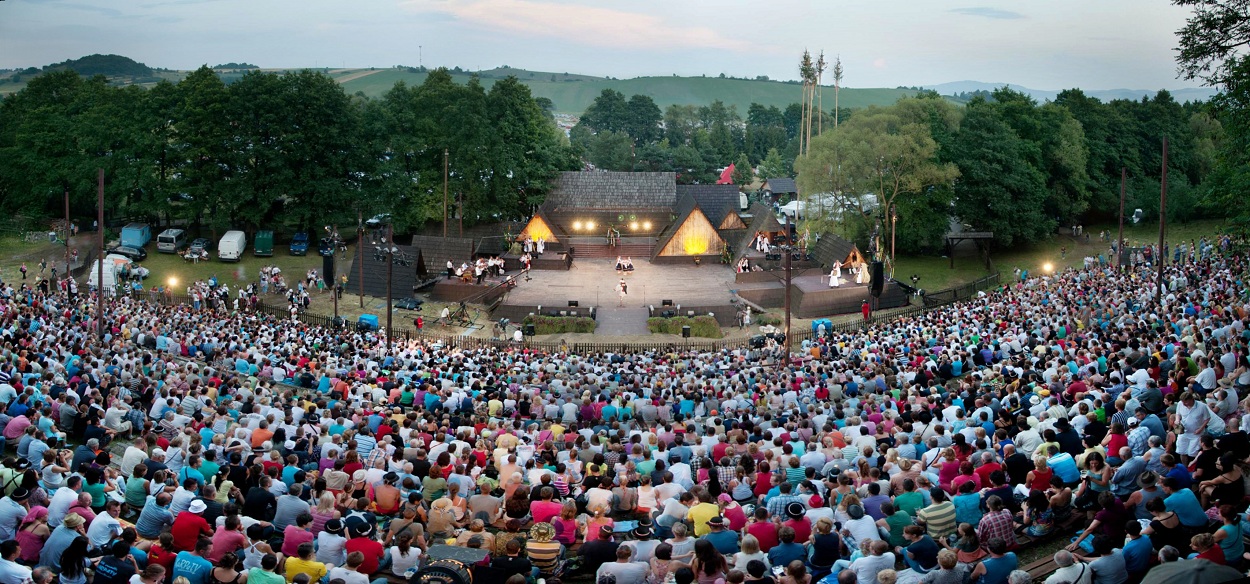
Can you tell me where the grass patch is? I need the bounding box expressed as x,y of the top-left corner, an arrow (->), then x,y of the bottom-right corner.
523,315 -> 597,335
647,316 -> 723,338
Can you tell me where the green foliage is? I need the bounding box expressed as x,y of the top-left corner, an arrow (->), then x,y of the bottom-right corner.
647,315 -> 723,338
757,148 -> 790,180
0,67 -> 575,232
732,154 -> 754,186
522,315 -> 597,335
43,54 -> 153,77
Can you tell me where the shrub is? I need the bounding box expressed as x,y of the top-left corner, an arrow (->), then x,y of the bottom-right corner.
522,315 -> 596,335
756,312 -> 782,326
647,315 -> 723,338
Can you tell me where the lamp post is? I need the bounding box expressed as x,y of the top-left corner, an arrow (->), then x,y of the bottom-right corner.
890,205 -> 897,277
372,221 -> 396,353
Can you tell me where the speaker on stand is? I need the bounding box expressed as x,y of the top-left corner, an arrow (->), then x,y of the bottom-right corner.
323,254 -> 336,284
869,261 -> 884,298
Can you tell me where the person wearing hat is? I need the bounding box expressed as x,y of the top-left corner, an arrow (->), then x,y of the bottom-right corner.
315,518 -> 348,567
343,521 -> 385,576
620,523 -> 660,563
170,499 -> 213,553
579,524 -> 621,569
0,487 -> 29,540
526,522 -> 563,577
703,516 -> 740,555
38,512 -> 86,572
782,502 -> 812,545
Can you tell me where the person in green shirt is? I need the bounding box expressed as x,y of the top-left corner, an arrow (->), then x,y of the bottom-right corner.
893,479 -> 925,517
876,502 -> 913,548
247,553 -> 286,584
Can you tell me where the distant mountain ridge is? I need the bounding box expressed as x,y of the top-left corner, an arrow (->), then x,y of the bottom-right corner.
921,80 -> 1218,103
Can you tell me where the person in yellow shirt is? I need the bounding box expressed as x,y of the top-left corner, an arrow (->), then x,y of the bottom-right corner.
284,542 -> 330,583
686,491 -> 721,537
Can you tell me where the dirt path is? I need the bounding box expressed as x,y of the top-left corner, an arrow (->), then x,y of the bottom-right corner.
334,69 -> 384,84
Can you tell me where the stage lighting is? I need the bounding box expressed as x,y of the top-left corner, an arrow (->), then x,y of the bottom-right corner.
630,221 -> 639,230
573,221 -> 583,230
643,221 -> 652,230
1043,262 -> 1054,274
586,221 -> 596,230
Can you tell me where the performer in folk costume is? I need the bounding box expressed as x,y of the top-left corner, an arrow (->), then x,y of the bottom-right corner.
829,260 -> 842,288
856,260 -> 868,284
616,279 -> 628,306
536,237 -> 546,255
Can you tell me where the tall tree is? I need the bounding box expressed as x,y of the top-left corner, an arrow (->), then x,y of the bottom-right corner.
625,94 -> 663,145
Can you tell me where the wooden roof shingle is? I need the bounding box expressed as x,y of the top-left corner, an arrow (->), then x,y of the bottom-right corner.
676,184 -> 741,227
544,171 -> 677,211
763,177 -> 797,194
732,203 -> 787,259
410,235 -> 476,265
811,234 -> 862,268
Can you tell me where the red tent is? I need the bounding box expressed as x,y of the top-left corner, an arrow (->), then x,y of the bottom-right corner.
717,163 -> 735,185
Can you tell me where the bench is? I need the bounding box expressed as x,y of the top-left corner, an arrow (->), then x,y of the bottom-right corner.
1014,513 -> 1085,580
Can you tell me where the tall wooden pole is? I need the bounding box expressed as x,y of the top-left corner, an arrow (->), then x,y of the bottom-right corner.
1157,138 -> 1168,300
358,210 -> 364,308
782,216 -> 792,368
385,223 -> 393,353
443,149 -> 449,238
96,169 -> 104,342
1117,167 -> 1126,272
64,187 -> 70,271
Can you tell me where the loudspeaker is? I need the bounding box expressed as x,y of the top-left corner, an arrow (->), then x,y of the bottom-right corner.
524,323 -> 535,336
869,260 -> 885,297
749,335 -> 766,349
323,255 -> 335,284
661,299 -> 673,307
681,325 -> 691,338
568,300 -> 579,307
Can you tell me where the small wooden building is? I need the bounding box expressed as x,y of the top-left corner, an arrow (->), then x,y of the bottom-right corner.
652,193 -> 727,262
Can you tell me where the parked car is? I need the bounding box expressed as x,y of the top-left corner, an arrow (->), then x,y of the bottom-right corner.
253,230 -> 274,257
318,237 -> 337,257
190,237 -> 213,252
290,232 -> 310,255
106,245 -> 147,261
395,297 -> 424,310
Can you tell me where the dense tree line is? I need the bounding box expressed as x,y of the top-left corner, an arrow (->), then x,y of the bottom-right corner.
797,88 -> 1221,252
0,67 -> 576,233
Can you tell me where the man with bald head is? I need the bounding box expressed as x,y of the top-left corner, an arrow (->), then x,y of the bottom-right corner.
1044,549 -> 1090,584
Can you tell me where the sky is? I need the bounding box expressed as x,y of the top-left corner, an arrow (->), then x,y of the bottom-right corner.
0,0 -> 1206,90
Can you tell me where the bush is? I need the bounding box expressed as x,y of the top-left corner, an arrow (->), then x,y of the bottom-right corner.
522,315 -> 596,335
756,312 -> 782,326
647,315 -> 723,338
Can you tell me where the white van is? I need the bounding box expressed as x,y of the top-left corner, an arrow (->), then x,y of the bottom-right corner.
87,254 -> 132,295
218,230 -> 247,262
156,228 -> 187,253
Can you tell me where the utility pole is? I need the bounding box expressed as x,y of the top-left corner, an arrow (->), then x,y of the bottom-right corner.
1117,167 -> 1126,272
358,210 -> 365,308
96,169 -> 104,343
890,205 -> 897,277
458,192 -> 463,238
64,187 -> 70,271
782,216 -> 793,368
386,223 -> 393,353
443,149 -> 449,238
1157,137 -> 1168,301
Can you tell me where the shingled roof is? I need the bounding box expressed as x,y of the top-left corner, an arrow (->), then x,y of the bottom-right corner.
410,235 -> 476,266
651,193 -> 724,259
544,171 -> 677,211
732,203 -> 788,260
763,177 -> 797,194
810,233 -> 863,268
676,184 -> 741,227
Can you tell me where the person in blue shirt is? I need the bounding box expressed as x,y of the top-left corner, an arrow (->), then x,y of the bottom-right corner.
969,537 -> 1017,584
1121,521 -> 1152,579
1162,477 -> 1210,528
171,538 -> 214,584
1161,453 -> 1194,489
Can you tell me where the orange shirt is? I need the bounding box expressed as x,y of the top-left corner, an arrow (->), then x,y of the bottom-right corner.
251,428 -> 274,449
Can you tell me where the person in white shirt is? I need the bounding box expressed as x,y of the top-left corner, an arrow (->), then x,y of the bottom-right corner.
86,500 -> 123,550
0,540 -> 31,584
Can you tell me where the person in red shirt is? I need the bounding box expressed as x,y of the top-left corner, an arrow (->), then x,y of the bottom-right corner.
344,523 -> 385,575
974,453 -> 1003,487
746,507 -> 779,552
783,502 -> 812,544
170,500 -> 213,552
147,532 -> 178,575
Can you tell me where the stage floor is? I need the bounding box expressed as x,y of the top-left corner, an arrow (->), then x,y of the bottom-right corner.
503,258 -> 743,308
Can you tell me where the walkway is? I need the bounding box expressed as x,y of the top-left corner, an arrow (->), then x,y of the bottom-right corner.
595,307 -> 650,336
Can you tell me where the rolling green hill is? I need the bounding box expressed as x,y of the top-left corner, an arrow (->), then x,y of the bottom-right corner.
334,67 -> 918,113
1,60 -> 921,114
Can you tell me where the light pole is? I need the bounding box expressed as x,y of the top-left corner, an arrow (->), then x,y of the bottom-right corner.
890,205 -> 897,277
372,221 -> 396,353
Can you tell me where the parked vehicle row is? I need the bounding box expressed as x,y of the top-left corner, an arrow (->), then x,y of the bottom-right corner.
124,223 -> 321,261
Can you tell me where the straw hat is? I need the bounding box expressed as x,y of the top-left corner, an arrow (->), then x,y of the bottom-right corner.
63,513 -> 85,529
529,522 -> 555,542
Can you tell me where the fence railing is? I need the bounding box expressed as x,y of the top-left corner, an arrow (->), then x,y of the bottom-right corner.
133,272 -> 1001,353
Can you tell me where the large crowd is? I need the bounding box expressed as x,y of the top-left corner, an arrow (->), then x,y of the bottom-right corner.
0,234 -> 1245,584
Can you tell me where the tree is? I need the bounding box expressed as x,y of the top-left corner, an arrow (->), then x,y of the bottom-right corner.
625,94 -> 663,145
732,153 -> 754,186
580,89 -> 630,134
758,148 -> 789,179
948,100 -> 1052,247
795,100 -> 959,251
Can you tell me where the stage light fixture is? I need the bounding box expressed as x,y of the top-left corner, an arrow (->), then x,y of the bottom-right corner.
643,221 -> 652,230
573,221 -> 583,230
630,221 -> 639,230
586,221 -> 595,230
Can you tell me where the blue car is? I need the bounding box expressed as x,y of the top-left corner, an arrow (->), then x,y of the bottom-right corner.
290,231 -> 310,255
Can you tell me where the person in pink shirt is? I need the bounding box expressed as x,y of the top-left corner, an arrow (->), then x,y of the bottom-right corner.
529,486 -> 563,524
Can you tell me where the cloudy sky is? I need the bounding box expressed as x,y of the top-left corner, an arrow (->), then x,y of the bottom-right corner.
0,0 -> 1204,90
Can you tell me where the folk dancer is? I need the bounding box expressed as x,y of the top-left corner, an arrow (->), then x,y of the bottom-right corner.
829,260 -> 842,288
616,279 -> 628,306
536,237 -> 546,255
855,260 -> 868,284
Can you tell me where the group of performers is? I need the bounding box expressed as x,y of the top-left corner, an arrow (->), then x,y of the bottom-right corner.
521,235 -> 546,255
828,258 -> 869,288
445,256 -> 508,285
614,256 -> 635,272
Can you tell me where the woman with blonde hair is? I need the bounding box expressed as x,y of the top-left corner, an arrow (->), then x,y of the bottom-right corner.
310,492 -> 340,534
731,534 -> 769,570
